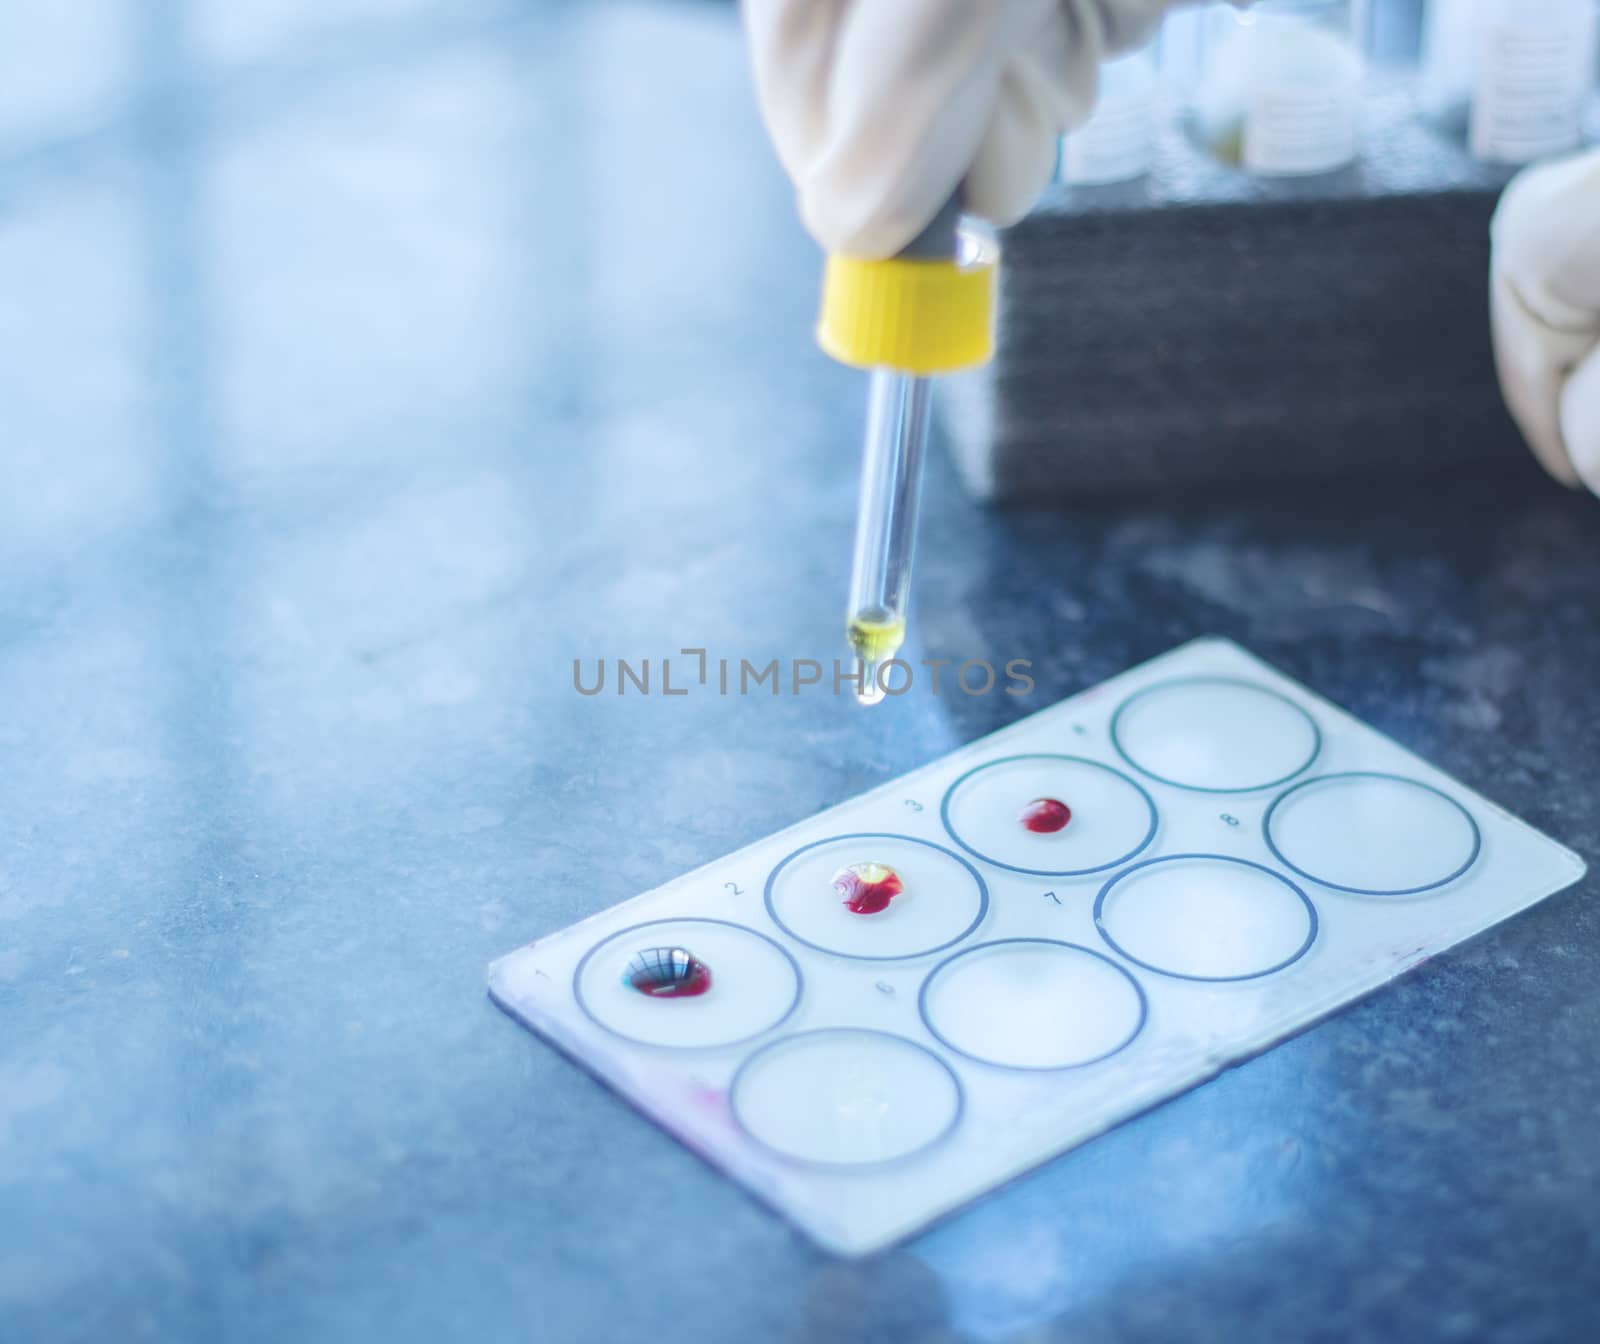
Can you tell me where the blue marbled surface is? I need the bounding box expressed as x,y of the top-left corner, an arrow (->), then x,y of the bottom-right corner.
2,3 -> 1597,1341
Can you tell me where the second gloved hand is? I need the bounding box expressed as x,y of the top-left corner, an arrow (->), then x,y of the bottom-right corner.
1490,148 -> 1600,495
741,0 -> 1178,257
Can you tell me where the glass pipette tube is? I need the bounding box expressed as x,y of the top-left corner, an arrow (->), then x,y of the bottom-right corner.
846,368 -> 933,706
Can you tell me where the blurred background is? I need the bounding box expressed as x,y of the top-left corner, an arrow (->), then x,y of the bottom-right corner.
4,3 -> 1600,1343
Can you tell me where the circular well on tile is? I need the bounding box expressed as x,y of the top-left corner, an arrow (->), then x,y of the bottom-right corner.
1110,677 -> 1321,792
919,939 -> 1147,1070
764,834 -> 988,960
1264,771 -> 1481,896
730,1029 -> 963,1167
1094,854 -> 1318,981
940,755 -> 1158,877
574,918 -> 802,1049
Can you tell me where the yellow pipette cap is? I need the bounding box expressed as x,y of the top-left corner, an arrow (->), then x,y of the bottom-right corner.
816,222 -> 998,377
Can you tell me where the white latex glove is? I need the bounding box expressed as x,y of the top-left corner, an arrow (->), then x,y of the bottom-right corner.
1490,148 -> 1600,493
741,0 -> 1178,257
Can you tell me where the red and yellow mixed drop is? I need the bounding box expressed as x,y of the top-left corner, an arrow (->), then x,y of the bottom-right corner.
832,862 -> 904,915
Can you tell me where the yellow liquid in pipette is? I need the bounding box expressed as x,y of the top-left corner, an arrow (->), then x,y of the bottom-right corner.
847,610 -> 906,663
847,609 -> 906,707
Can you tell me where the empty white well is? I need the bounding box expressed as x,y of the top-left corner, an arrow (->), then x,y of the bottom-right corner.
731,1029 -> 962,1166
1095,855 -> 1318,980
574,918 -> 801,1048
1265,772 -> 1481,895
1111,677 -> 1320,791
919,939 -> 1147,1069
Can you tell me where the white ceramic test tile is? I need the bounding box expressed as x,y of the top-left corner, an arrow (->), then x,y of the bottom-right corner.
488,638 -> 1585,1256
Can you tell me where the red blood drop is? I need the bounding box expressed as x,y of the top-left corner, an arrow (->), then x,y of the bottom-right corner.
1020,798 -> 1072,834
832,862 -> 904,915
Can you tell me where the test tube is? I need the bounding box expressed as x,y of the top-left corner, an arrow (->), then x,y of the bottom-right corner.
1417,0 -> 1477,135
845,369 -> 933,704
1443,0 -> 1599,165
1191,0 -> 1364,175
1058,45 -> 1160,187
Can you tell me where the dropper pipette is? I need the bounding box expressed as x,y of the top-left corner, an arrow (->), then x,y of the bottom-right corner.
845,369 -> 932,704
816,195 -> 998,706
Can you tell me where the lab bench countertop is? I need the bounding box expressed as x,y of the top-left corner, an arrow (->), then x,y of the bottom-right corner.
2,3 -> 1597,1342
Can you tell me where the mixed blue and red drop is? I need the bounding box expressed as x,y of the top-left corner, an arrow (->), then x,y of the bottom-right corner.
623,947 -> 712,998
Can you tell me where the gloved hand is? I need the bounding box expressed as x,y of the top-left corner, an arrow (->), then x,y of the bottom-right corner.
741,0 -> 1177,257
1490,148 -> 1600,494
